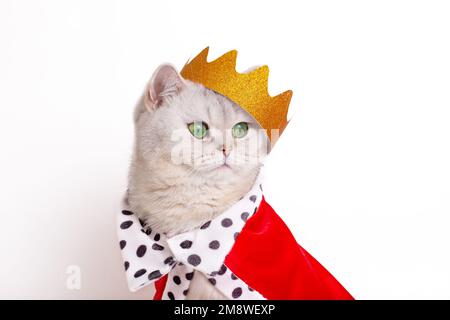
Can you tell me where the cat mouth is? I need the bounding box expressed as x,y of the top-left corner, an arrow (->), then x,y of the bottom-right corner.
204,161 -> 232,172
214,162 -> 232,171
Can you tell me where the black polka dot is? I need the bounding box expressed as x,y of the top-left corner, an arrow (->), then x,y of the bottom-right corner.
173,276 -> 181,285
124,261 -> 129,271
218,264 -> 227,275
164,256 -> 174,265
200,221 -> 211,229
180,240 -> 193,249
167,291 -> 175,300
120,220 -> 133,229
249,195 -> 257,202
209,240 -> 220,249
138,218 -> 145,227
231,273 -> 238,280
122,210 -> 133,215
145,228 -> 152,235
183,289 -> 189,295
208,278 -> 216,285
241,212 -> 249,222
185,272 -> 194,281
248,286 -> 254,292
154,233 -> 160,241
148,270 -> 162,280
259,184 -> 263,191
136,245 -> 147,257
187,254 -> 201,266
234,232 -> 240,241
119,240 -> 126,250
210,271 -> 218,276
221,218 -> 233,227
232,287 -> 242,298
134,269 -> 146,278
152,243 -> 164,251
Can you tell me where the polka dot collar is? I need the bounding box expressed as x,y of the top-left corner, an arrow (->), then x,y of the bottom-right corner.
117,176 -> 265,300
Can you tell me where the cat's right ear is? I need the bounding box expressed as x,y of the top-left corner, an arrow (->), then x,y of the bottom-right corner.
144,64 -> 185,111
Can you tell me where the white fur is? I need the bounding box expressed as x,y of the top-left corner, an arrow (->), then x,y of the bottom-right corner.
128,65 -> 268,299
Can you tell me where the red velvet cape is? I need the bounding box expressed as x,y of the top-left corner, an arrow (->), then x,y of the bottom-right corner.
154,197 -> 353,300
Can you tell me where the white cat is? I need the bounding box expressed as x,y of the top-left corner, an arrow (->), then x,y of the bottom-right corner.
127,64 -> 268,299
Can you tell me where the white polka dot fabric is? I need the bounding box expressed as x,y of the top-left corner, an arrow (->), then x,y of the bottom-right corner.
117,178 -> 266,300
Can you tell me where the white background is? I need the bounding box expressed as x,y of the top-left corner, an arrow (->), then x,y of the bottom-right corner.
1,0 -> 449,299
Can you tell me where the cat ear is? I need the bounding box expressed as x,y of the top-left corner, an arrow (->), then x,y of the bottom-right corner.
145,64 -> 185,111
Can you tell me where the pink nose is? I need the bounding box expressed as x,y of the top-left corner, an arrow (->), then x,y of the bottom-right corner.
222,146 -> 230,157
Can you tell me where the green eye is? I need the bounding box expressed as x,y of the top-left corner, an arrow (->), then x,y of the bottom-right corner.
232,122 -> 248,138
188,121 -> 208,139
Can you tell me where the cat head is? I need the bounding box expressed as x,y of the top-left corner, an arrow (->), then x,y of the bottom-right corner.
133,64 -> 269,183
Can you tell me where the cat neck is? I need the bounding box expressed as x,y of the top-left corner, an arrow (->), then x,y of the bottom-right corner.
128,159 -> 261,237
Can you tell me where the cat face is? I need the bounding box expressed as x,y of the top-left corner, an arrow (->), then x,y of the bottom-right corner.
136,65 -> 268,182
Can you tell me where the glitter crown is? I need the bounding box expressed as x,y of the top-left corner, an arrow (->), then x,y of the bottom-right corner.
180,47 -> 293,143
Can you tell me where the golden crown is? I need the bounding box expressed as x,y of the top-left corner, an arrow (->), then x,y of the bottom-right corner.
180,47 -> 293,143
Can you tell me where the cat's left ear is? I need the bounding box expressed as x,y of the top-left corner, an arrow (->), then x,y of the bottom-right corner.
145,64 -> 185,111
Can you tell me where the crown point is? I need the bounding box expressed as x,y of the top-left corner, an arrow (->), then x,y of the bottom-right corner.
189,47 -> 209,63
247,65 -> 269,88
199,47 -> 210,59
211,49 -> 238,69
